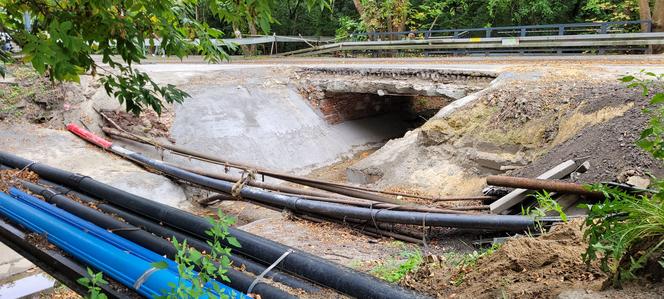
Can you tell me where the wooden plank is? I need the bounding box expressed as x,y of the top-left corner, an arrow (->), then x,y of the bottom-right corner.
489,159 -> 579,214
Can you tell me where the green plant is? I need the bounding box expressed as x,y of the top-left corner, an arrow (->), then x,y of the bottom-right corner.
520,190 -> 568,234
77,267 -> 109,299
448,243 -> 501,286
335,16 -> 365,41
0,0 -> 329,115
155,209 -> 240,298
370,248 -> 422,283
621,71 -> 664,159
581,183 -> 663,287
578,71 -> 664,287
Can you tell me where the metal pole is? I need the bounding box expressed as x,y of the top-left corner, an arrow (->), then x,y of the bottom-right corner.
486,175 -> 603,198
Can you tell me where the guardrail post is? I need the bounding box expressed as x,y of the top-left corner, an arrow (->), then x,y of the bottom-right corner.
453,31 -> 459,39
425,30 -> 431,39
485,29 -> 491,38
520,28 -> 526,37
558,26 -> 565,35
647,20 -> 653,32
600,23 -> 607,34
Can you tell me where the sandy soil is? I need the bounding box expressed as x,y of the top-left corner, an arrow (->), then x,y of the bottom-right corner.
402,220 -> 663,299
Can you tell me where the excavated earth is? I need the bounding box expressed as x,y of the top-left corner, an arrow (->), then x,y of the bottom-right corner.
2,59 -> 664,298
349,67 -> 664,198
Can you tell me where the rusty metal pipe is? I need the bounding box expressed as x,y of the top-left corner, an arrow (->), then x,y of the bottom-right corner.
101,126 -> 483,203
486,175 -> 603,198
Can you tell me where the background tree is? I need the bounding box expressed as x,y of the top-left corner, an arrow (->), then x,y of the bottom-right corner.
0,0 -> 328,115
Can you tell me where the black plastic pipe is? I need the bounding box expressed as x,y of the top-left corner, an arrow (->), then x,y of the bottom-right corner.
118,149 -> 534,231
0,151 -> 425,299
26,180 -> 312,297
91,201 -> 321,294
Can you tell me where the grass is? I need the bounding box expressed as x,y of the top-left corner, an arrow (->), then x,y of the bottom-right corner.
582,182 -> 664,287
579,72 -> 664,287
369,245 -> 423,283
446,243 -> 502,286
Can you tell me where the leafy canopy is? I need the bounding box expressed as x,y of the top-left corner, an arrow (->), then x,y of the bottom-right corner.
0,0 -> 237,115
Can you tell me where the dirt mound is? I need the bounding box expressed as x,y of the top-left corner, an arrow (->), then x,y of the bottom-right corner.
100,109 -> 175,140
512,101 -> 664,185
404,220 -> 607,298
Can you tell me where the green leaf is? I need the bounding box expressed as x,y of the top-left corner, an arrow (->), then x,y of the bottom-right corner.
620,75 -> 635,82
151,261 -> 169,270
651,93 -> 664,105
226,236 -> 241,248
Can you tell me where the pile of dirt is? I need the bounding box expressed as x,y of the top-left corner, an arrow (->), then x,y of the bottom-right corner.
403,220 -> 607,298
100,109 -> 175,140
512,100 -> 664,185
0,65 -> 66,125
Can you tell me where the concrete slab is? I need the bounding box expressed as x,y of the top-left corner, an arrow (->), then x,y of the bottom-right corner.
0,125 -> 188,208
167,68 -> 411,173
0,243 -> 33,281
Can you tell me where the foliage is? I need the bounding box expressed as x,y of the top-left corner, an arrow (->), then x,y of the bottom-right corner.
77,267 -> 109,299
0,0 -> 233,115
156,209 -> 241,298
448,243 -> 502,286
579,71 -> 664,287
520,190 -> 568,233
370,247 -> 422,282
578,0 -> 640,22
621,71 -> 664,159
486,0 -> 577,26
335,16 -> 365,40
581,183 -> 663,286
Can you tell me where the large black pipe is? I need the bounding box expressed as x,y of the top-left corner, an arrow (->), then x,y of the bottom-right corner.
24,180 -> 312,297
0,152 -> 423,299
90,200 -> 322,294
119,149 -> 534,231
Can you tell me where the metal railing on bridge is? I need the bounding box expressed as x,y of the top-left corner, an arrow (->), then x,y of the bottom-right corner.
352,20 -> 652,41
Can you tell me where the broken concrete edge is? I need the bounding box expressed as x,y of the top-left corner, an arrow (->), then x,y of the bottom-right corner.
296,66 -> 500,80
346,73 -> 512,185
489,159 -> 580,214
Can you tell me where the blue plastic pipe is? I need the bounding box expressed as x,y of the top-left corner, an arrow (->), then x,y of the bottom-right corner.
8,188 -> 178,273
0,191 -> 249,299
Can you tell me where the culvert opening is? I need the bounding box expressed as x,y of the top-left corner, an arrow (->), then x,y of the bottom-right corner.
314,92 -> 452,130
295,67 -> 497,138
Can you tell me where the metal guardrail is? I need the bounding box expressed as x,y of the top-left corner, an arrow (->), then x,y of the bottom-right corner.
352,20 -> 652,41
280,32 -> 664,57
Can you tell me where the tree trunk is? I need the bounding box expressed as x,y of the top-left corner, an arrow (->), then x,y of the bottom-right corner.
654,0 -> 664,31
232,24 -> 251,55
247,20 -> 258,55
639,0 -> 652,32
352,0 -> 364,16
653,0 -> 664,53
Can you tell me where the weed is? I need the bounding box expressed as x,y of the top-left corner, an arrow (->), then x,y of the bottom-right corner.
77,267 -> 108,299
621,71 -> 664,159
581,183 -> 664,287
579,72 -> 664,287
78,209 -> 239,298
370,248 -> 423,283
447,243 -> 502,286
520,190 -> 567,234
156,209 -> 239,298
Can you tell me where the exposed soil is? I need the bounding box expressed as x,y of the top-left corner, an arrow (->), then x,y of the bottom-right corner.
403,220 -> 608,298
100,108 -> 175,140
512,100 -> 664,185
0,65 -> 66,126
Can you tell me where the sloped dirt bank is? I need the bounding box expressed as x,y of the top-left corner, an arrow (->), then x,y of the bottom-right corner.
348,68 -> 661,197
402,220 -> 663,298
